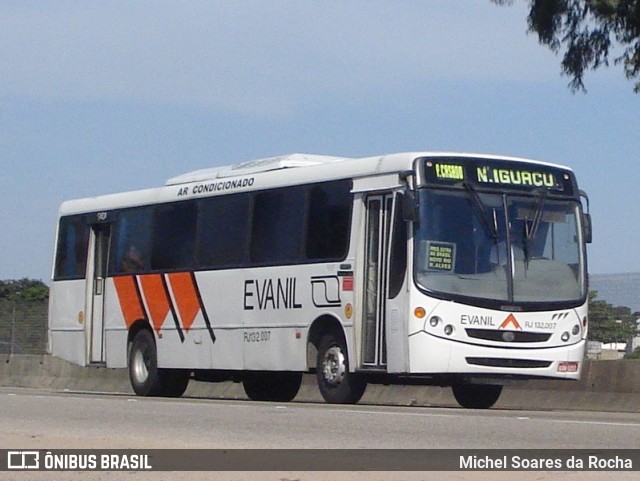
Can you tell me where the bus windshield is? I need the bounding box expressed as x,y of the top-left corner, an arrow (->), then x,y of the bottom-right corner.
414,188 -> 585,307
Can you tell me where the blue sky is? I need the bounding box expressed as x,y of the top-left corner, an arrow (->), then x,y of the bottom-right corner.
1,1 -> 638,282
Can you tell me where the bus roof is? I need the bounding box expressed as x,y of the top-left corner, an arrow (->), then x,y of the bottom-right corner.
58,152 -> 574,216
166,151 -> 571,186
165,153 -> 349,185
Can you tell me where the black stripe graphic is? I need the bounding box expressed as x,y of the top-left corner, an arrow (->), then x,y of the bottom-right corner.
189,271 -> 216,343
161,274 -> 185,343
132,275 -> 149,324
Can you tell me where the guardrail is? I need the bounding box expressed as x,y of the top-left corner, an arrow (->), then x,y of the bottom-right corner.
2,355 -> 640,412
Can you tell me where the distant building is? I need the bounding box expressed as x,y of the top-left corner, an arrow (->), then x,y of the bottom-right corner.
587,341 -> 627,360
628,319 -> 640,355
603,342 -> 627,359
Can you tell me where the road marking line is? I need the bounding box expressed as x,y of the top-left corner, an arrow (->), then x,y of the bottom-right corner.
545,419 -> 640,428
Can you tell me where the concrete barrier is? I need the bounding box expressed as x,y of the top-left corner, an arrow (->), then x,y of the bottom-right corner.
2,354 -> 640,412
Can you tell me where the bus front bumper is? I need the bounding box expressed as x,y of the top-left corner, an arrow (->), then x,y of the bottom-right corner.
408,332 -> 585,380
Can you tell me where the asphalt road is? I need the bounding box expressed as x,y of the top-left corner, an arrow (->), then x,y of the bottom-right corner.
1,386 -> 639,481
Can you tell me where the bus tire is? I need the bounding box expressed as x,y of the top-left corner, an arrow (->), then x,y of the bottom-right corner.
242,371 -> 302,402
160,369 -> 190,398
316,333 -> 366,404
452,383 -> 502,409
128,329 -> 163,396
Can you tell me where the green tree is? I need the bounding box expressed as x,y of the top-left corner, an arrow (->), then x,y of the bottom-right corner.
0,279 -> 49,301
587,290 -> 637,343
494,0 -> 640,92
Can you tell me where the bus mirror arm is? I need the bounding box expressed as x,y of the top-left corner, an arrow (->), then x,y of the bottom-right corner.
579,190 -> 592,244
399,170 -> 414,182
401,191 -> 419,222
582,213 -> 592,244
399,170 -> 418,222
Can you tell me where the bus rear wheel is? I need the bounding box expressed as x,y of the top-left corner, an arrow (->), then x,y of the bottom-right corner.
316,333 -> 366,404
452,383 -> 503,409
129,329 -> 163,396
128,329 -> 190,398
242,371 -> 302,402
161,369 -> 190,398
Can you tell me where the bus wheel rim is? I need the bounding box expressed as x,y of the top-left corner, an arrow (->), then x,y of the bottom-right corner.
132,348 -> 149,383
322,346 -> 346,386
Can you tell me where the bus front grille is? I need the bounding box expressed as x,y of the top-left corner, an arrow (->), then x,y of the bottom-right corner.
465,329 -> 551,343
465,357 -> 552,369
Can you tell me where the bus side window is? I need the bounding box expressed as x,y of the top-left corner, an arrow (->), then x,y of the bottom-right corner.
120,245 -> 145,273
53,215 -> 90,280
250,186 -> 305,264
151,202 -> 197,271
388,198 -> 407,299
305,180 -> 352,261
197,194 -> 250,269
110,207 -> 152,275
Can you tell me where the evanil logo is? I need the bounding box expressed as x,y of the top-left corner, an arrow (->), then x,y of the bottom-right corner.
499,314 -> 522,330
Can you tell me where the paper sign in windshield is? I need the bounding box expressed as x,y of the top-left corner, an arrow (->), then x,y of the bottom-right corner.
427,241 -> 456,272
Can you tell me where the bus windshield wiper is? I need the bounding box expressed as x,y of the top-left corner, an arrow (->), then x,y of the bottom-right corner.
526,190 -> 547,241
464,183 -> 498,239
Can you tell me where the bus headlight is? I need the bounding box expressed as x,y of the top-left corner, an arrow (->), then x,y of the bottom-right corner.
429,316 -> 441,328
444,325 -> 454,336
561,331 -> 570,342
572,324 -> 580,336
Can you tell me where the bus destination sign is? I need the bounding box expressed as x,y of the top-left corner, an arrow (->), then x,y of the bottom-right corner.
424,158 -> 573,195
476,165 -> 559,189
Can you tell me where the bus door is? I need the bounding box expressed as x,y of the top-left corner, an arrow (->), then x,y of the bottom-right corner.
361,194 -> 393,368
361,193 -> 409,371
85,223 -> 111,364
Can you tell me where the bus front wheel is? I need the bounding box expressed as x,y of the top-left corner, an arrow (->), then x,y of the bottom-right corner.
316,333 -> 366,404
452,383 -> 502,409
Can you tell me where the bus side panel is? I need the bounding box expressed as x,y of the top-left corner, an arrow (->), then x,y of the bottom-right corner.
48,280 -> 87,366
195,270 -> 258,370
104,329 -> 128,368
201,265 -> 350,372
103,274 -> 223,370
239,266 -> 312,371
103,280 -> 129,368
154,328 -> 219,369
100,264 -> 352,372
241,325 -> 308,371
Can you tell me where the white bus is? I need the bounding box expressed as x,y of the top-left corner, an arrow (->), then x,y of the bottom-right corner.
48,152 -> 591,408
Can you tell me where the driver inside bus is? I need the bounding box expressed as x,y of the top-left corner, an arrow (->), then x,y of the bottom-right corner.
121,245 -> 144,273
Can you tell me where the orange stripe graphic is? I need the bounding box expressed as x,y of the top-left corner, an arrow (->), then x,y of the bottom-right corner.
139,274 -> 169,333
168,272 -> 200,332
113,276 -> 145,329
